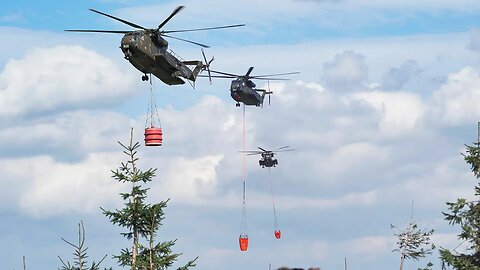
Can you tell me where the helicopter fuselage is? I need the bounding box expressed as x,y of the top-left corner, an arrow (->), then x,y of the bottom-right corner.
230,78 -> 265,106
120,32 -> 203,85
66,6 -> 245,86
240,145 -> 292,168
259,152 -> 278,168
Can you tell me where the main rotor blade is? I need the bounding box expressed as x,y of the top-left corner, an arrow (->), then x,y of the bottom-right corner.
209,70 -> 240,77
245,67 -> 254,77
64,29 -> 132,34
238,150 -> 263,154
157,5 -> 185,30
89,9 -> 146,30
197,75 -> 237,79
252,78 -> 290,81
162,34 -> 209,48
258,147 -> 268,152
273,149 -> 296,153
251,71 -> 300,78
274,146 -> 290,151
163,24 -> 245,33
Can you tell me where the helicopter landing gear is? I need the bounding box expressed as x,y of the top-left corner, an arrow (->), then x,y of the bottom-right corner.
236,103 -> 240,107
142,74 -> 149,81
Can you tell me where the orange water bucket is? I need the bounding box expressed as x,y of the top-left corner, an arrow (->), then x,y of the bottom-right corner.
239,235 -> 249,251
144,127 -> 163,146
274,230 -> 281,239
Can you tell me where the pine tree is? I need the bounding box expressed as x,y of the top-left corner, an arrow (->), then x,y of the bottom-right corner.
102,129 -> 197,270
391,221 -> 435,270
58,221 -> 110,270
440,141 -> 480,269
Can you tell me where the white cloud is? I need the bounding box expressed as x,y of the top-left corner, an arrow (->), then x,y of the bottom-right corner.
153,95 -> 247,162
322,50 -> 369,92
350,91 -> 426,136
274,190 -> 378,210
429,67 -> 480,126
0,110 -> 135,217
0,13 -> 25,23
2,153 -> 123,217
467,28 -> 480,53
4,3 -> 480,270
433,233 -> 467,252
153,155 -> 224,203
306,0 -> 480,11
0,95 -> 244,217
381,60 -> 423,91
266,82 -> 295,105
115,0 -> 480,33
339,235 -> 394,261
0,45 -> 136,117
312,142 -> 389,183
295,81 -> 325,92
0,110 -> 133,159
380,155 -> 475,207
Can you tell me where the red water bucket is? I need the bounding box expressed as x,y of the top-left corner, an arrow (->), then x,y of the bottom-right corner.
144,127 -> 163,146
274,230 -> 281,239
239,235 -> 249,251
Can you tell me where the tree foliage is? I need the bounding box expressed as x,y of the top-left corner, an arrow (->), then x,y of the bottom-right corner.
441,142 -> 480,269
102,130 -> 197,270
58,221 -> 110,270
391,220 -> 435,270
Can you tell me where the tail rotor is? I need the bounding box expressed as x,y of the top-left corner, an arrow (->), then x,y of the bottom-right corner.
267,80 -> 272,106
201,48 -> 214,84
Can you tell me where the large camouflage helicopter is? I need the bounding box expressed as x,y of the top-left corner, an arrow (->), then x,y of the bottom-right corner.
240,146 -> 295,168
200,67 -> 299,107
66,6 -> 244,86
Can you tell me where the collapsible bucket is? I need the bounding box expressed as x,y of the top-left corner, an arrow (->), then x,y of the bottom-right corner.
274,230 -> 281,239
239,235 -> 249,251
144,127 -> 163,146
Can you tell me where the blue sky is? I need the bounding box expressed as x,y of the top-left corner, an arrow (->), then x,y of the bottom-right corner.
3,1 -> 480,270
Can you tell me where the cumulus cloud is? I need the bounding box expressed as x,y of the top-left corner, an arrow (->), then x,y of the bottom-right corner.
159,95 -> 241,149
379,155 -> 475,207
0,153 -> 123,217
339,235 -> 394,260
331,0 -> 480,10
350,91 -> 426,136
0,31 -> 476,265
0,110 -> 132,160
0,45 -> 136,117
381,60 -> 423,91
4,4 -> 480,270
152,155 -> 225,203
322,50 -> 368,92
285,142 -> 390,192
115,0 -> 480,39
273,190 -> 378,210
467,28 -> 480,54
0,95 -> 244,216
429,67 -> 480,126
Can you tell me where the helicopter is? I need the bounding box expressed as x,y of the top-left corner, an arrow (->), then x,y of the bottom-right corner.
199,67 -> 299,107
65,6 -> 244,86
240,146 -> 295,168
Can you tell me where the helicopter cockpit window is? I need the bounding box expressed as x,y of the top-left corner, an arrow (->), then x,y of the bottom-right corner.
231,81 -> 241,90
129,33 -> 139,43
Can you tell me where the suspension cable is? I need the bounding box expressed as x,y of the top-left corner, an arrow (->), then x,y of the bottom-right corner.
268,167 -> 279,230
241,103 -> 248,236
145,74 -> 161,128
